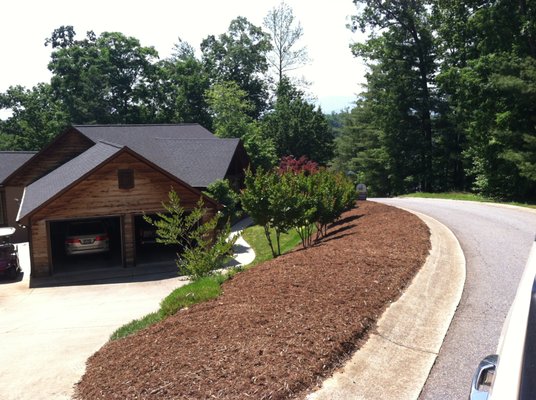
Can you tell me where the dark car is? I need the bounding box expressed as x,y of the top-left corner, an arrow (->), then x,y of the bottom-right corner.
137,219 -> 158,245
0,227 -> 21,279
64,221 -> 110,256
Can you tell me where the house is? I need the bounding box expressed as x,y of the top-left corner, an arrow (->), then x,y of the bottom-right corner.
0,151 -> 37,243
4,124 -> 249,277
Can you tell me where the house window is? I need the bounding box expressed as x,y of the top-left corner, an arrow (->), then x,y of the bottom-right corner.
118,169 -> 134,189
0,190 -> 6,226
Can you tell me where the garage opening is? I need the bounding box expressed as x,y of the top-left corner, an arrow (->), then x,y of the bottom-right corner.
49,217 -> 122,273
134,214 -> 179,266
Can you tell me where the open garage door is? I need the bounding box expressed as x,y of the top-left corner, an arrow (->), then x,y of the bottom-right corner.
49,217 -> 122,273
134,214 -> 179,266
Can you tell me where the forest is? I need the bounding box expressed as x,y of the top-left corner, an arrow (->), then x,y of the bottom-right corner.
1,1 -> 535,200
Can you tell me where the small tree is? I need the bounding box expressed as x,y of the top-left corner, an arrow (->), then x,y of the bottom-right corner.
204,179 -> 240,223
312,171 -> 357,239
241,168 -> 279,257
286,172 -> 317,248
241,168 -> 357,256
144,190 -> 236,281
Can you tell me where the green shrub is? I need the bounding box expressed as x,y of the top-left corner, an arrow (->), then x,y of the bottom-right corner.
145,190 -> 237,281
177,217 -> 235,280
241,168 -> 357,253
204,179 -> 241,223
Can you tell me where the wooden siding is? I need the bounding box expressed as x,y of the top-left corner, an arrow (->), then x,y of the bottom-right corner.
30,220 -> 49,276
29,152 -> 214,276
7,130 -> 93,186
123,214 -> 135,267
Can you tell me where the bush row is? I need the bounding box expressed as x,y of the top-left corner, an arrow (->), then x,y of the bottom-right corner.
240,168 -> 357,256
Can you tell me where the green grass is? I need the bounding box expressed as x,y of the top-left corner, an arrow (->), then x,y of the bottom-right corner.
241,225 -> 306,265
401,192 -> 536,209
110,274 -> 226,341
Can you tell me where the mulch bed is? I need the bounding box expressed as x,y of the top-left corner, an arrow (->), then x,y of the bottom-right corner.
75,201 -> 430,399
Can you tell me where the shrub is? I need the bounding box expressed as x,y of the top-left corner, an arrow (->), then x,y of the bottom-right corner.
145,190 -> 237,281
241,167 -> 357,254
204,179 -> 241,223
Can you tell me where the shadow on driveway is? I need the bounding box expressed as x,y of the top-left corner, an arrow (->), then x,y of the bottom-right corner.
30,261 -> 183,288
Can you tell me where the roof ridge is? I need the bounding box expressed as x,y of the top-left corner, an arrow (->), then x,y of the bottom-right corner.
96,140 -> 125,149
73,123 -> 201,128
155,137 -> 239,141
0,151 -> 38,154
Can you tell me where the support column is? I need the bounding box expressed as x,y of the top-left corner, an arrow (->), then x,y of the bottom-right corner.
122,214 -> 136,267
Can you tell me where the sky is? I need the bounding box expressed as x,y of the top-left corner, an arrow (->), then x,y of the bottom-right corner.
1,0 -> 368,114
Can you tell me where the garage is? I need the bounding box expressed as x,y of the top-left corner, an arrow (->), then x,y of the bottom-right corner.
134,214 -> 179,266
15,144 -> 219,277
49,217 -> 122,273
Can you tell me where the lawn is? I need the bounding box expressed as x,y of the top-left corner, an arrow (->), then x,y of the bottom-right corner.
241,225 -> 308,265
401,192 -> 536,209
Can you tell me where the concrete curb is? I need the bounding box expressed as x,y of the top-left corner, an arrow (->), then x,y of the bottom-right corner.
307,209 -> 466,400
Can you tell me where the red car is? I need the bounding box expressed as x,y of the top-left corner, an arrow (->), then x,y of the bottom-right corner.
0,227 -> 21,279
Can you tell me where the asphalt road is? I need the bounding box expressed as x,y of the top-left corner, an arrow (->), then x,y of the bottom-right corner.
374,198 -> 536,400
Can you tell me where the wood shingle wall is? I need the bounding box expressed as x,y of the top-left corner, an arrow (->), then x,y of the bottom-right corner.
28,152 -> 214,276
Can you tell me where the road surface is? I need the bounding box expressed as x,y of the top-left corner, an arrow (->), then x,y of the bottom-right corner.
375,198 -> 536,400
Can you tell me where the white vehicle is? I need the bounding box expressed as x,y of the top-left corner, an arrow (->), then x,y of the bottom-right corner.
469,236 -> 536,400
64,221 -> 110,256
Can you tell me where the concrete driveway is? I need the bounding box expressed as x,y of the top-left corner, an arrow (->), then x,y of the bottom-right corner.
0,243 -> 188,400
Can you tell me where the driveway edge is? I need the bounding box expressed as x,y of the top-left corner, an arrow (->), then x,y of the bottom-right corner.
307,207 -> 466,400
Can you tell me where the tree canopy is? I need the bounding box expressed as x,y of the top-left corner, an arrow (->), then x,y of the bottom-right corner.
1,7 -> 325,163
331,0 -> 536,200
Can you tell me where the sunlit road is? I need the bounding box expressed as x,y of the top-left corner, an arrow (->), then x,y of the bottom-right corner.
374,198 -> 536,400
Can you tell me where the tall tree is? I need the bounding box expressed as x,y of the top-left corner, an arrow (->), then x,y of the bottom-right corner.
351,0 -> 438,192
0,83 -> 68,150
155,39 -> 212,128
434,1 -> 536,199
46,26 -> 159,124
201,17 -> 272,118
263,2 -> 309,84
261,78 -> 334,165
206,81 -> 277,169
331,100 -> 390,196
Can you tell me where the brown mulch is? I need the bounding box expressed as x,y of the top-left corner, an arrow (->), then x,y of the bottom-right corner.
75,201 -> 430,400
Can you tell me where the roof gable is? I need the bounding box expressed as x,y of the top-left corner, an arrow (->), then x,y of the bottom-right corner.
17,142 -> 123,221
6,123 -> 250,190
72,124 -> 245,188
17,141 -> 219,222
0,151 -> 36,184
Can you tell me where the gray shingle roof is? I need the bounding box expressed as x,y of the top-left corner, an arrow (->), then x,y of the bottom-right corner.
17,142 -> 122,221
137,138 -> 240,188
16,124 -> 245,220
72,124 -> 241,188
73,124 -> 216,142
0,151 -> 36,184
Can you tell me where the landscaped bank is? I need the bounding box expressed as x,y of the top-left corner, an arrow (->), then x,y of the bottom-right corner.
75,201 -> 430,399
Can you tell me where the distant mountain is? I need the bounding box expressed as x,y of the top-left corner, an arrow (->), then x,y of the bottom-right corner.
316,96 -> 356,113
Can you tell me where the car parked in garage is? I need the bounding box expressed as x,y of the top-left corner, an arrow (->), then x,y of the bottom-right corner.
469,236 -> 536,399
64,220 -> 110,256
